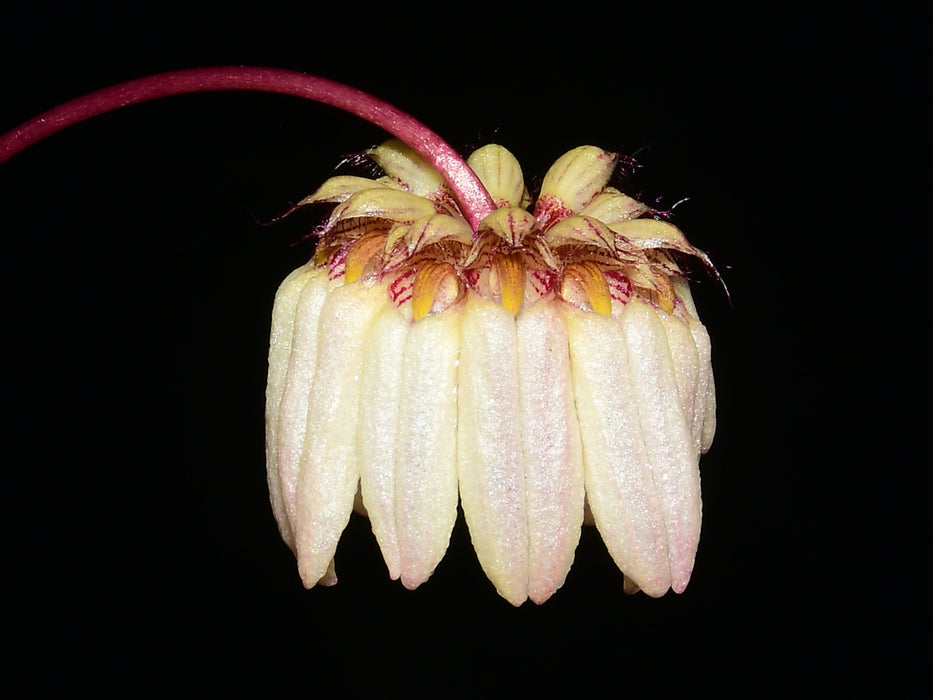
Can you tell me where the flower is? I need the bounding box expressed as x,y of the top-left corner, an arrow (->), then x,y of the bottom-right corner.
265,139 -> 716,605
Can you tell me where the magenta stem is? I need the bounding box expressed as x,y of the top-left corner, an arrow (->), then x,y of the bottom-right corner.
0,66 -> 495,230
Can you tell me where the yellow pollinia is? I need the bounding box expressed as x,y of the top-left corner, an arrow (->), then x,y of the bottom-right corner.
265,140 -> 716,605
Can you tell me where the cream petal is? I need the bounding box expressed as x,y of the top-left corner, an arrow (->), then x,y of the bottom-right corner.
395,309 -> 461,589
266,262 -> 318,549
297,175 -> 396,206
367,139 -> 446,198
275,269 -> 336,542
538,145 -> 618,212
563,303 -> 671,597
672,277 -> 716,453
358,302 -> 409,580
544,215 -> 617,255
516,301 -> 585,604
621,298 -> 702,594
687,312 -> 716,454
329,188 -> 437,226
403,213 -> 473,254
477,206 -> 538,248
580,187 -> 650,224
671,276 -> 698,318
294,282 -> 387,587
467,144 -> 529,208
458,294 -> 529,606
658,308 -> 702,453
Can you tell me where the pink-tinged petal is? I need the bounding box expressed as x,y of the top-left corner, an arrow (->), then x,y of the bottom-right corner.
621,299 -> 702,594
395,309 -> 461,589
466,144 -> 529,209
563,303 -> 671,597
688,313 -> 716,454
671,277 -> 716,453
266,262 -> 318,549
536,146 -> 618,216
367,139 -> 446,198
458,293 -> 529,606
516,301 -> 585,604
297,175 -> 397,206
295,282 -> 387,587
580,187 -> 650,224
358,303 -> 409,580
658,308 -> 702,454
275,270 -> 336,544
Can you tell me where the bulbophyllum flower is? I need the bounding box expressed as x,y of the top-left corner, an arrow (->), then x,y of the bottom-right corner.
268,140 -> 716,604
1,67 -> 717,606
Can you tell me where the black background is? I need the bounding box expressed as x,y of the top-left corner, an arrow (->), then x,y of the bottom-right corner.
2,2 -> 925,695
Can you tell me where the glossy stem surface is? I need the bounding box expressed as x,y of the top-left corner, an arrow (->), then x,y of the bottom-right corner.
0,67 -> 495,229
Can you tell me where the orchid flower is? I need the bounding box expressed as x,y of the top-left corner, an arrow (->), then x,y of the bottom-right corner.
1,67 -> 716,605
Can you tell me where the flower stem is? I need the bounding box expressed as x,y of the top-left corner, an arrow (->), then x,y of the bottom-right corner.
0,66 -> 495,229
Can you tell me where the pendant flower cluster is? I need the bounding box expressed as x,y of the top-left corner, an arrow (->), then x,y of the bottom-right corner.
265,140 -> 715,605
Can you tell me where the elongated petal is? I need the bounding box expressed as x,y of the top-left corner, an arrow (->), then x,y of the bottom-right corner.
358,302 -> 409,580
467,144 -> 529,208
658,308 -> 702,453
671,278 -> 716,452
367,139 -> 446,198
544,214 -> 617,254
395,309 -> 461,588
621,299 -> 702,593
538,145 -> 618,212
686,311 -> 716,453
295,282 -> 387,587
516,301 -> 585,603
329,188 -> 437,225
563,303 -> 671,597
477,206 -> 537,247
458,294 -> 528,605
580,187 -> 650,224
266,262 -> 318,548
297,175 -> 396,206
275,270 -> 335,541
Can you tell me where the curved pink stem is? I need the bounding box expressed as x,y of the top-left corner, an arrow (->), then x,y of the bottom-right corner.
0,66 -> 495,230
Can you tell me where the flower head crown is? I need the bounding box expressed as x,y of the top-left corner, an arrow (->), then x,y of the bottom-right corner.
0,67 -> 717,606
267,140 -> 716,605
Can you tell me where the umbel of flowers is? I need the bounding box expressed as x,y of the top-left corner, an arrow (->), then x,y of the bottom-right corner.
0,68 -> 717,606
266,140 -> 716,605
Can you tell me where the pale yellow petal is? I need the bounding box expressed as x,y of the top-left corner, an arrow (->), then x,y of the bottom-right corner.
538,145 -> 618,212
295,282 -> 387,587
297,175 -> 396,206
563,303 -> 671,597
329,187 -> 437,225
671,278 -> 716,453
621,298 -> 702,594
688,311 -> 716,454
265,262 -> 319,549
275,270 -> 337,542
368,139 -> 446,198
477,206 -> 538,247
403,213 -> 473,254
610,218 -> 690,249
358,302 -> 409,580
395,309 -> 461,589
658,308 -> 702,453
467,144 -> 529,208
580,187 -> 650,224
457,293 -> 528,606
516,301 -> 585,604
545,214 -> 617,254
